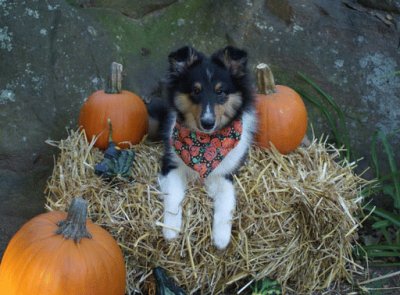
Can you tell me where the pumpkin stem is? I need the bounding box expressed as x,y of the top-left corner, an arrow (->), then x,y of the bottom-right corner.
56,197 -> 92,243
256,63 -> 277,95
105,62 -> 123,94
107,118 -> 113,143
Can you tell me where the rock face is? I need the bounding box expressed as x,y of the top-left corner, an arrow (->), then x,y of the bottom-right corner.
0,0 -> 399,256
73,0 -> 179,18
0,0 -> 120,257
358,0 -> 400,13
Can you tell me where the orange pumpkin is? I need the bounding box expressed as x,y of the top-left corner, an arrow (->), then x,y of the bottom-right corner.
0,198 -> 126,295
254,63 -> 308,154
79,62 -> 148,149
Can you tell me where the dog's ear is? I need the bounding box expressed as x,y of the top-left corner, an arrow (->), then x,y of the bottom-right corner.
212,46 -> 248,77
168,46 -> 201,75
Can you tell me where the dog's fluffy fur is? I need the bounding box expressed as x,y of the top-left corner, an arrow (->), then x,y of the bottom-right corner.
148,46 -> 256,249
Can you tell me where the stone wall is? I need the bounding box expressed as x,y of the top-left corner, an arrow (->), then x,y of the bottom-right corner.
0,0 -> 399,255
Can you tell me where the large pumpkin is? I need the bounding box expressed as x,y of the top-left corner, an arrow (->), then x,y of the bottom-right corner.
0,198 -> 126,295
79,62 -> 148,149
254,63 -> 308,154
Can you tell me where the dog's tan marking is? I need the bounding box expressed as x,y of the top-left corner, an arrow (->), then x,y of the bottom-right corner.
214,92 -> 243,127
174,92 -> 202,130
174,93 -> 192,113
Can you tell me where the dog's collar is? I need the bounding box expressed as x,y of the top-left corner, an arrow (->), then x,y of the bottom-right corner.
171,118 -> 243,178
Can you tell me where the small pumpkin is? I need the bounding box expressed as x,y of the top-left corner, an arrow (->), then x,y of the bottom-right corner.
79,62 -> 148,150
153,267 -> 186,295
95,119 -> 136,179
0,198 -> 126,295
254,63 -> 308,154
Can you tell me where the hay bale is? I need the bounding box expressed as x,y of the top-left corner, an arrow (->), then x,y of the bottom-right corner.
45,130 -> 368,294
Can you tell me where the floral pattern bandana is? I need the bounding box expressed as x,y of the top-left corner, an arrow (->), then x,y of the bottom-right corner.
171,118 -> 242,178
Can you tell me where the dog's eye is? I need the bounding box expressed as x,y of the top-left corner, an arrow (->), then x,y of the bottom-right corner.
192,83 -> 202,95
216,92 -> 228,104
215,83 -> 224,96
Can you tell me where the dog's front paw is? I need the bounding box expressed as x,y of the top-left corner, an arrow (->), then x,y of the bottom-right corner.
163,227 -> 180,240
163,213 -> 182,241
213,222 -> 232,250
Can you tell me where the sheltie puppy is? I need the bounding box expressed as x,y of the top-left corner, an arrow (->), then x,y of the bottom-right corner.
149,46 -> 256,249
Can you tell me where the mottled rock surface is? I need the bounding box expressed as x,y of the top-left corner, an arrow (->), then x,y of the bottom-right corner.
0,0 -> 120,257
1,0 -> 399,258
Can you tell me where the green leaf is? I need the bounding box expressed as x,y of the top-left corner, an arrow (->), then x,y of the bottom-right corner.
378,171 -> 400,182
372,220 -> 390,229
383,185 -> 395,198
95,145 -> 135,179
296,89 -> 343,148
297,73 -> 351,159
363,245 -> 400,251
365,205 -> 400,227
365,251 -> 400,258
357,244 -> 400,258
252,278 -> 282,295
370,262 -> 400,267
378,131 -> 400,209
370,132 -> 380,179
153,267 -> 186,295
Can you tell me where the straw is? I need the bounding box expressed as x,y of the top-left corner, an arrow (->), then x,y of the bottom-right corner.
45,129 -> 370,294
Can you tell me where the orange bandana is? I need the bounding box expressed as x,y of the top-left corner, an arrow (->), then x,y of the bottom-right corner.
171,119 -> 242,178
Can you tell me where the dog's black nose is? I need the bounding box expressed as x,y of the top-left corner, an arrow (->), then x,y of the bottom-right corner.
200,118 -> 215,131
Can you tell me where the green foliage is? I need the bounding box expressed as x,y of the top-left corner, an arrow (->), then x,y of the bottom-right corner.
293,73 -> 400,264
94,142 -> 136,179
371,130 -> 400,209
153,267 -> 186,295
251,277 -> 281,295
296,72 -> 351,160
359,129 -> 400,262
94,121 -> 136,180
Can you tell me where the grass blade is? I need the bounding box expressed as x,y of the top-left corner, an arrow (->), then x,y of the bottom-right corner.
370,262 -> 400,266
363,245 -> 400,251
296,89 -> 338,133
296,89 -> 344,151
372,220 -> 390,229
370,132 -> 380,179
364,205 -> 400,227
297,72 -> 351,159
355,245 -> 400,258
365,251 -> 400,257
378,131 -> 400,209
378,171 -> 400,182
297,72 -> 341,114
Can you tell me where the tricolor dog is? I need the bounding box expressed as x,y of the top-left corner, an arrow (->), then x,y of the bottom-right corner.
149,46 -> 256,249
